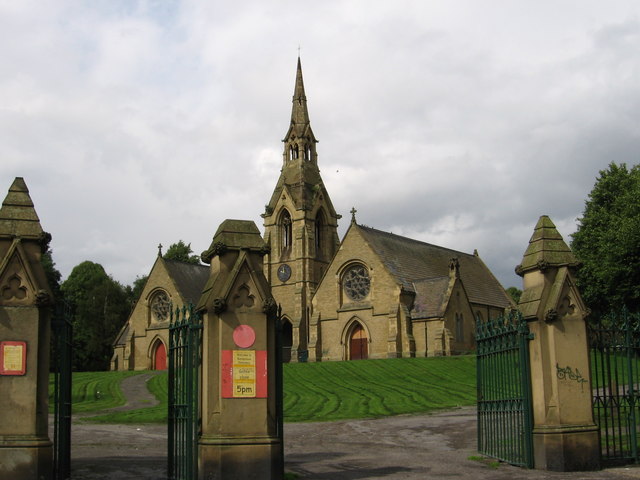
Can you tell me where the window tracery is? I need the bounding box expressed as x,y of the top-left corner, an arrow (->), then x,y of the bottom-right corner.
150,291 -> 171,322
343,265 -> 370,301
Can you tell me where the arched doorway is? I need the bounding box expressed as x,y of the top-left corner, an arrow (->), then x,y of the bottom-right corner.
153,341 -> 167,370
282,319 -> 293,363
349,323 -> 368,360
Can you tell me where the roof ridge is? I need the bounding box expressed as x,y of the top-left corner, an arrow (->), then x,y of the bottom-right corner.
358,224 -> 475,258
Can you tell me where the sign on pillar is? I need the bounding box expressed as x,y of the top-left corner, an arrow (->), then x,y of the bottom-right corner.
0,177 -> 54,480
197,219 -> 283,480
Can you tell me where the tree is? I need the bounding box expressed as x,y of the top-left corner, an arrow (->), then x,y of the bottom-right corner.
125,274 -> 148,307
571,162 -> 640,316
61,261 -> 130,371
164,240 -> 200,264
506,286 -> 522,305
41,249 -> 63,302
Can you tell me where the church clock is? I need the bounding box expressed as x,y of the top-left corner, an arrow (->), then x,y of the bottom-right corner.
277,264 -> 292,282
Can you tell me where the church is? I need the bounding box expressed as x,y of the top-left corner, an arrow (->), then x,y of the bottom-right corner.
111,58 -> 512,370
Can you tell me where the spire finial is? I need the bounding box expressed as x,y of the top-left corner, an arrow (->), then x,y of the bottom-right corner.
350,207 -> 357,224
158,243 -> 163,257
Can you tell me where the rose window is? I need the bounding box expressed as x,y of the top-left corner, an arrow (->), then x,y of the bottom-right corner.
343,265 -> 370,301
151,292 -> 171,321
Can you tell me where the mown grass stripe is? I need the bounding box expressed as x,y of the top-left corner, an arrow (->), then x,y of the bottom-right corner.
62,356 -> 477,423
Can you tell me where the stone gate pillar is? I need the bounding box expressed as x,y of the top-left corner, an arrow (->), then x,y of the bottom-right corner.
0,178 -> 53,480
516,215 -> 600,471
196,220 -> 283,480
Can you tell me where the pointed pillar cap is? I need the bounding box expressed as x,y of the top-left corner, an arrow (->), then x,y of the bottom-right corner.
0,177 -> 47,240
201,219 -> 269,263
515,215 -> 580,276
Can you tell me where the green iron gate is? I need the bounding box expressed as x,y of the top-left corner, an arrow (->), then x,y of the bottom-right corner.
476,310 -> 534,468
168,304 -> 203,480
589,309 -> 640,465
52,301 -> 73,480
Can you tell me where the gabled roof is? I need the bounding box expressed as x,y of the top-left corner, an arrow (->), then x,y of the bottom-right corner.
163,259 -> 209,304
412,277 -> 450,319
356,224 -> 512,309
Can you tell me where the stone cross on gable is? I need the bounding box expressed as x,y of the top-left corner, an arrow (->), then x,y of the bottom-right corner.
350,207 -> 357,224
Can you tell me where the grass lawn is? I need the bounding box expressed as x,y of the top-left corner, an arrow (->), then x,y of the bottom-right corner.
64,356 -> 476,423
49,370 -> 143,413
284,356 -> 476,422
88,372 -> 168,423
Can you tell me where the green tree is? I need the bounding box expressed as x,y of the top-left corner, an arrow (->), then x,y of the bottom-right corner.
41,249 -> 63,302
506,286 -> 522,305
571,162 -> 640,316
125,274 -> 148,308
164,240 -> 200,264
61,261 -> 130,371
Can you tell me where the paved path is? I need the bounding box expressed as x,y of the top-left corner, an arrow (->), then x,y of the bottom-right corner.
65,372 -> 640,479
69,406 -> 640,479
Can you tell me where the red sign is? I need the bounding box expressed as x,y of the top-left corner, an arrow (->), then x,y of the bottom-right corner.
221,350 -> 267,398
0,341 -> 27,375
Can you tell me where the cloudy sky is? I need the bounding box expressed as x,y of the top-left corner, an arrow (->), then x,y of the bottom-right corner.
1,1 -> 639,289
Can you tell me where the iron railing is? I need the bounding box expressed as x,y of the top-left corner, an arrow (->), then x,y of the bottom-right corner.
476,310 -> 534,468
168,304 -> 202,480
52,301 -> 73,480
589,309 -> 640,465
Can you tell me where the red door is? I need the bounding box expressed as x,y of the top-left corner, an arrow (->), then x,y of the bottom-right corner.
154,342 -> 167,370
349,324 -> 368,360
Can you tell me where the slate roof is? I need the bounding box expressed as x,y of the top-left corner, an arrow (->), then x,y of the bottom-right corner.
164,259 -> 210,304
357,225 -> 512,309
412,277 -> 450,319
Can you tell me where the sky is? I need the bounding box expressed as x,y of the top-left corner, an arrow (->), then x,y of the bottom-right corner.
1,1 -> 639,289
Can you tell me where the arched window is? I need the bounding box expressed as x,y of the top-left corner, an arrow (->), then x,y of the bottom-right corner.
315,210 -> 325,259
342,264 -> 370,302
280,209 -> 292,252
282,319 -> 293,363
149,290 -> 171,326
455,313 -> 464,341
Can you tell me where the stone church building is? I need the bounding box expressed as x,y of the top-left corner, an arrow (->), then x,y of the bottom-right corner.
111,58 -> 512,370
111,252 -> 208,370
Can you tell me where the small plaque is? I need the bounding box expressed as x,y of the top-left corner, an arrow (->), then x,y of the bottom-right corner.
1,341 -> 26,375
222,349 -> 267,398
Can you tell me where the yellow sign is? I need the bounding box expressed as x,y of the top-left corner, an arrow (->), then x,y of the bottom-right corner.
233,350 -> 256,398
1,342 -> 26,375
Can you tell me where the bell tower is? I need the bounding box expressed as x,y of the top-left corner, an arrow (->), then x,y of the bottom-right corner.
262,57 -> 340,362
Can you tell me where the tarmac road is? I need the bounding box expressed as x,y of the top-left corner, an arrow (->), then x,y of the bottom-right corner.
68,406 -> 640,479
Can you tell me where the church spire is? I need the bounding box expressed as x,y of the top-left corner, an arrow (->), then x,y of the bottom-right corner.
290,57 -> 311,130
283,57 -> 317,165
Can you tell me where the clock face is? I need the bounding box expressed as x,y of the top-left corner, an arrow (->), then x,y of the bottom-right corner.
277,264 -> 291,282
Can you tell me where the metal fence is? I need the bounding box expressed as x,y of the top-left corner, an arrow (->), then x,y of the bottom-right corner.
168,304 -> 203,480
476,310 -> 534,468
589,309 -> 640,465
52,301 -> 73,480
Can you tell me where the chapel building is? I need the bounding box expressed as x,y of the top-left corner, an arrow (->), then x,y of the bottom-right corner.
112,57 -> 513,370
111,250 -> 208,371
263,58 -> 513,362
